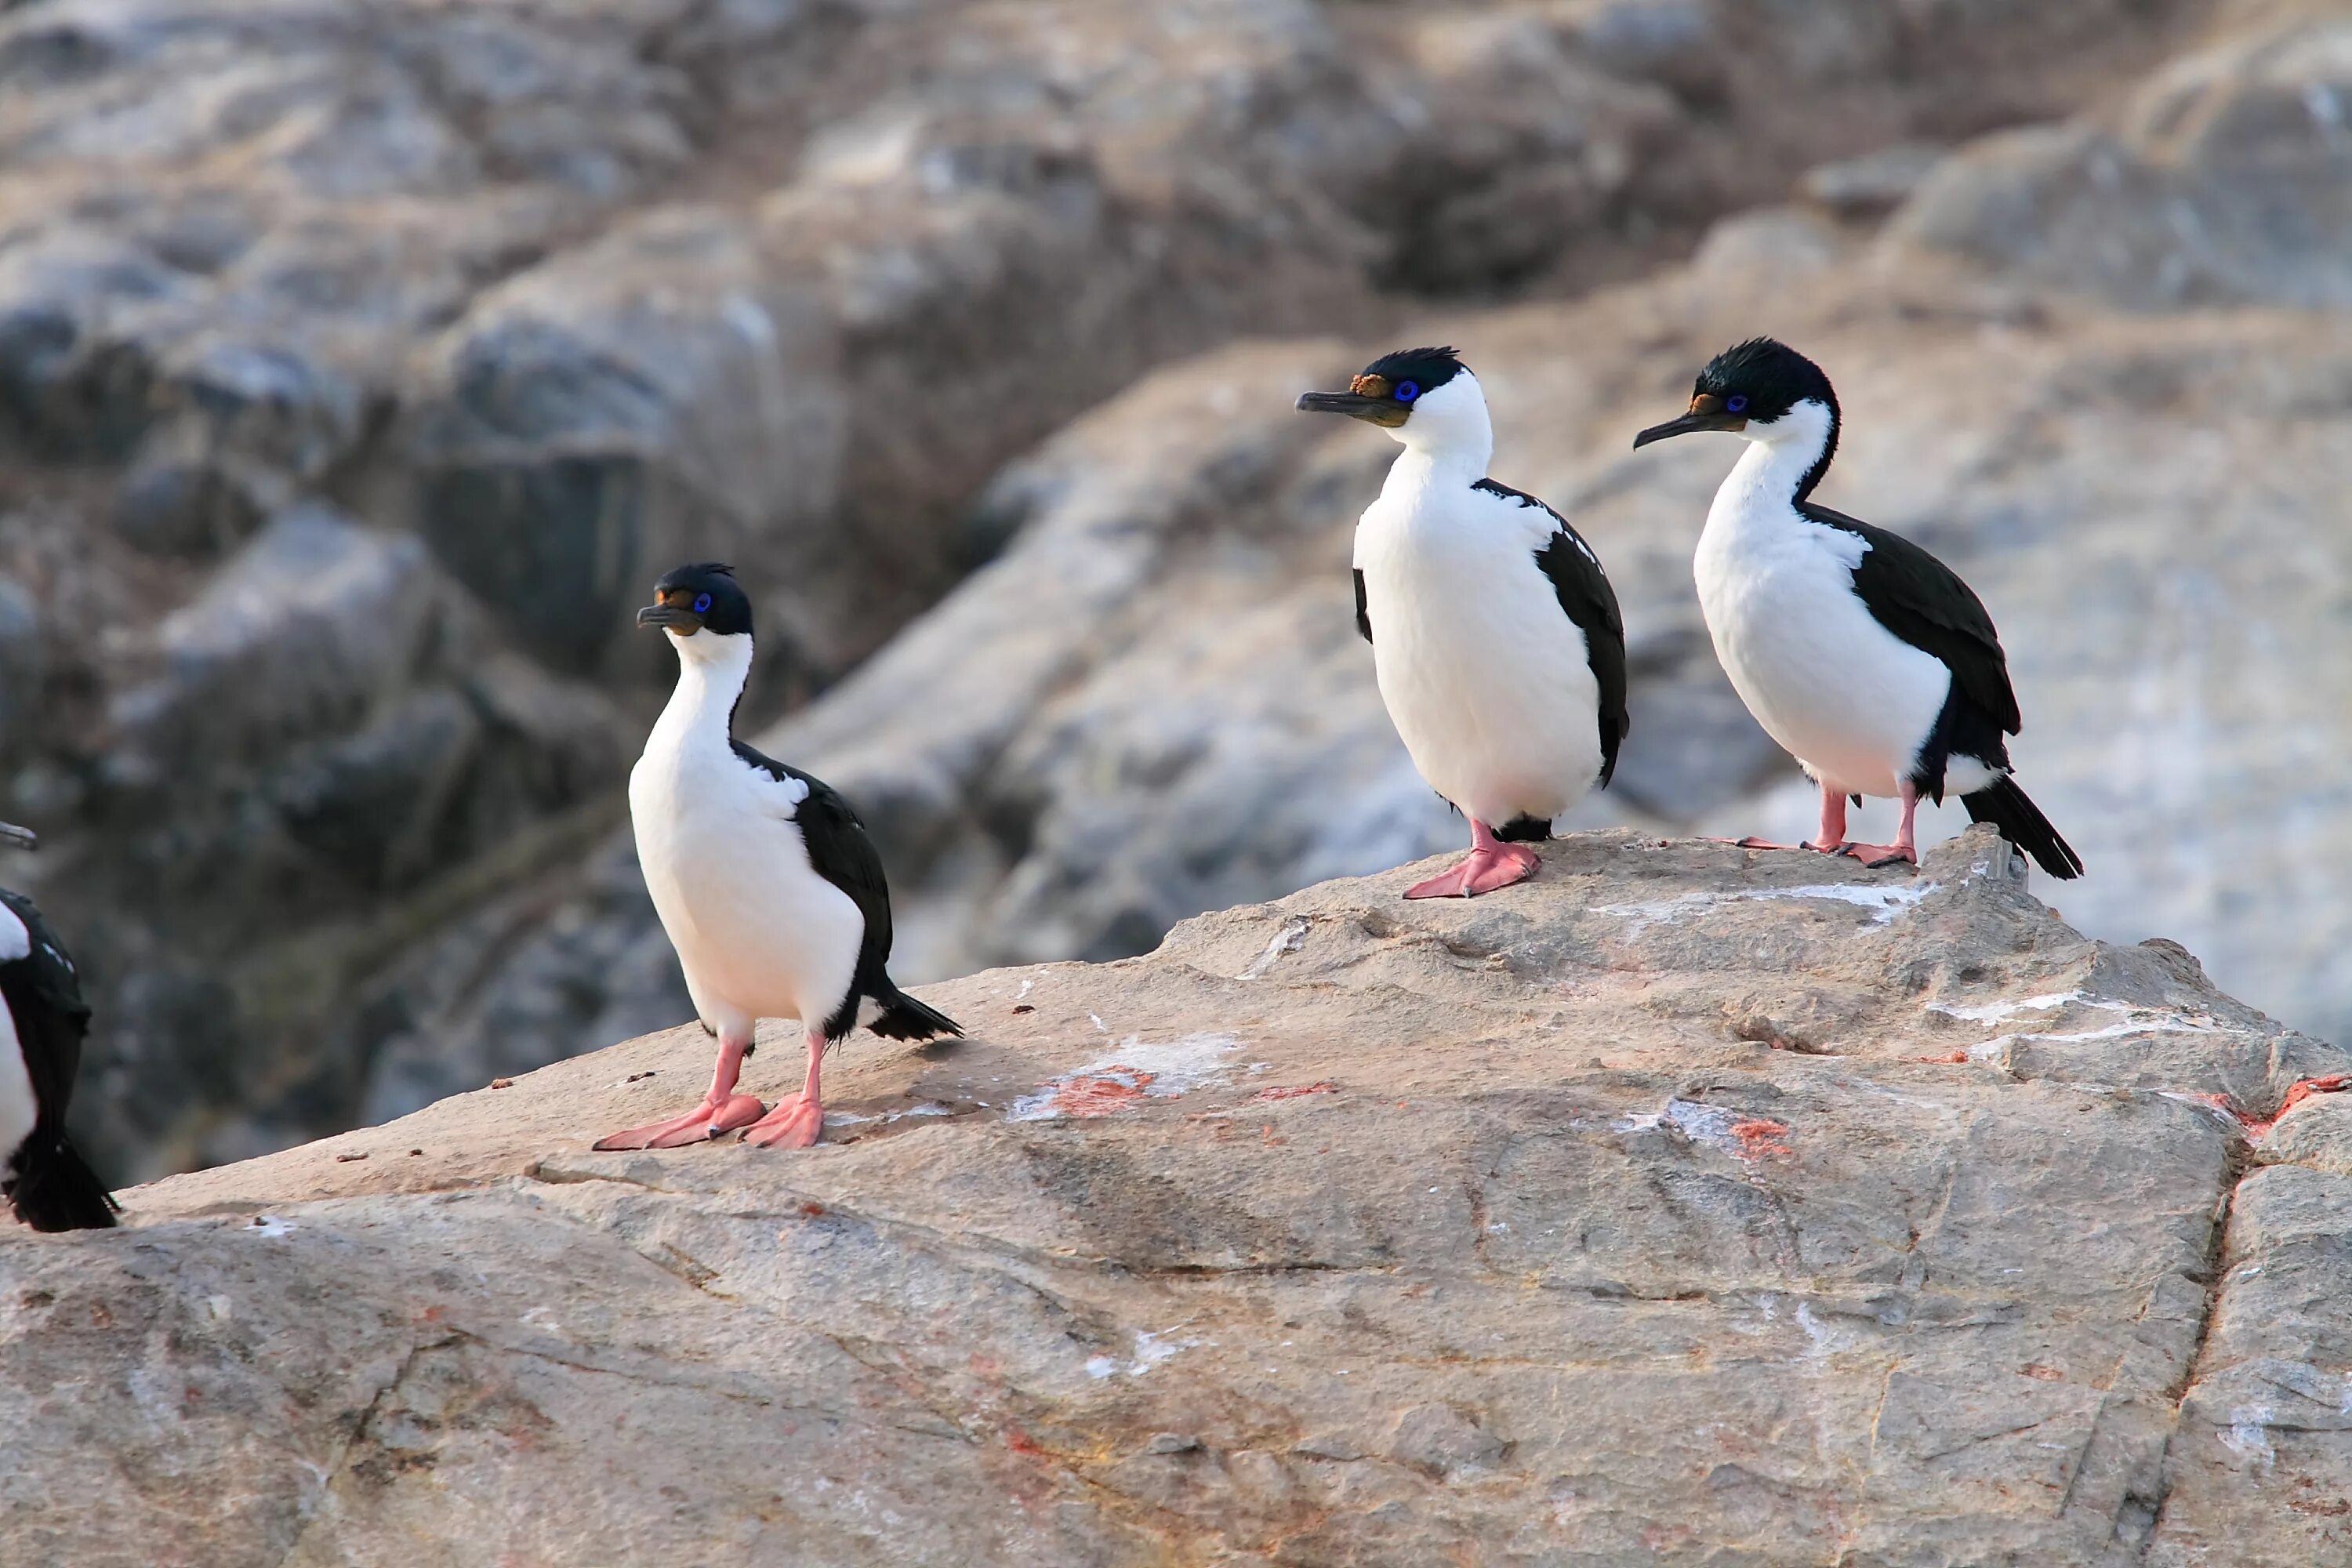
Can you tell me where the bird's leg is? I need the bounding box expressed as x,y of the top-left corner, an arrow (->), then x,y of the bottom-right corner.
741,1027 -> 827,1149
1842,781 -> 1921,868
1709,779 -> 1849,854
1808,782 -> 1850,853
1403,817 -> 1541,899
591,1029 -> 767,1150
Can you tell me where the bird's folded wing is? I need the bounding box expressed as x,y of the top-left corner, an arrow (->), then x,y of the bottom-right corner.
1801,502 -> 2022,735
731,742 -> 894,985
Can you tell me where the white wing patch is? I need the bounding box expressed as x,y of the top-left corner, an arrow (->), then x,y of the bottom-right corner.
0,997 -> 31,1165
0,904 -> 28,963
1468,478 -> 1597,564
739,756 -> 811,820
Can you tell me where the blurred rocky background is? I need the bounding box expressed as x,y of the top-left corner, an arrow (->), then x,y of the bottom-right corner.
0,0 -> 2342,1177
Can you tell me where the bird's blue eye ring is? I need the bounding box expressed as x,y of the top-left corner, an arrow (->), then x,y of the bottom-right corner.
1726,394 -> 1748,413
1394,380 -> 1419,402
693,592 -> 713,615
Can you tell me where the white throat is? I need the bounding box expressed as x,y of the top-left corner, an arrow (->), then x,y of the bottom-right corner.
1384,371 -> 1494,486
653,630 -> 753,753
1719,398 -> 1837,521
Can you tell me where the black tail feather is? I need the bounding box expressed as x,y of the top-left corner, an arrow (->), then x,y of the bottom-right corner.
8,1134 -> 119,1232
1494,815 -> 1553,844
869,986 -> 962,1042
1962,776 -> 2084,880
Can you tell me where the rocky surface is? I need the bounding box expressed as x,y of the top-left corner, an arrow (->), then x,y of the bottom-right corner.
5,826 -> 2350,1563
1890,2 -> 2352,310
424,190 -> 2352,1132
0,0 -> 2212,1176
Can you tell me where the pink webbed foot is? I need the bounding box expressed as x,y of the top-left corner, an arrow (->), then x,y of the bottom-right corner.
1403,840 -> 1540,899
1839,841 -> 1918,869
592,1092 -> 766,1151
1707,836 -> 1842,854
740,1094 -> 824,1149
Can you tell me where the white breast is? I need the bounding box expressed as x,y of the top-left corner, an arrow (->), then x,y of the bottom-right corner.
1694,484 -> 1949,799
1356,475 -> 1604,829
630,735 -> 862,1036
0,993 -> 34,1170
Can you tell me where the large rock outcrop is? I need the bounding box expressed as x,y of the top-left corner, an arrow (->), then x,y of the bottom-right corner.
368,0 -> 2352,1135
5,826 -> 2348,1563
0,0 -> 2218,1175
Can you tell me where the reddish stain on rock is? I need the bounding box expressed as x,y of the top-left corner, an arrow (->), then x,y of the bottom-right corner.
1250,1081 -> 1338,1102
2249,1074 -> 2352,1136
2211,1075 -> 2351,1138
1730,1118 -> 1792,1160
2020,1363 -> 2066,1382
1047,1068 -> 1157,1117
1911,1051 -> 1972,1065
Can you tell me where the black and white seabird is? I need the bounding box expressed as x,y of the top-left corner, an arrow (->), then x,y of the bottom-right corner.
0,885 -> 118,1231
1632,338 -> 2082,878
1298,347 -> 1629,898
595,563 -> 960,1152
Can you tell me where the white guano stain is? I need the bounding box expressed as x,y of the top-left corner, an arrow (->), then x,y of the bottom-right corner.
1595,881 -> 1936,938
2219,1406 -> 2276,1470
1009,1033 -> 1246,1122
1969,1016 -> 2216,1064
1086,1326 -> 1203,1380
1926,990 -> 2124,1023
1238,916 -> 1309,980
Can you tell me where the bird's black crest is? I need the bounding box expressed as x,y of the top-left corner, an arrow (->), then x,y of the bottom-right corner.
652,561 -> 754,637
656,561 -> 736,590
1693,338 -> 1837,425
1359,346 -> 1468,393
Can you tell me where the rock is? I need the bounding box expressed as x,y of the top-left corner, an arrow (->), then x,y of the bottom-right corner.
1886,14 -> 2352,309
104,504 -> 444,789
761,188 -> 2352,1063
2255,1090 -> 2352,1176
1386,1403 -> 1508,1479
8,828 -> 2350,1563
0,574 -> 45,753
50,507 -> 629,1174
428,122 -> 2352,1098
1566,0 -> 1721,100
264,688 -> 485,894
403,209 -> 846,676
1686,203 -> 1849,281
1798,140 -> 1947,219
0,228 -> 180,460
114,334 -> 368,558
0,0 -> 2279,1181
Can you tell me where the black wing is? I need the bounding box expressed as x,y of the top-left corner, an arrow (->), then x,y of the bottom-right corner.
1352,568 -> 1372,644
1800,501 -> 2020,735
1477,479 -> 1631,786
731,741 -> 894,1025
0,887 -> 92,1135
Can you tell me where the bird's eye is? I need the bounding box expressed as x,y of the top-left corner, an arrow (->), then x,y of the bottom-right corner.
693,592 -> 713,614
1394,380 -> 1419,402
1726,394 -> 1748,413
